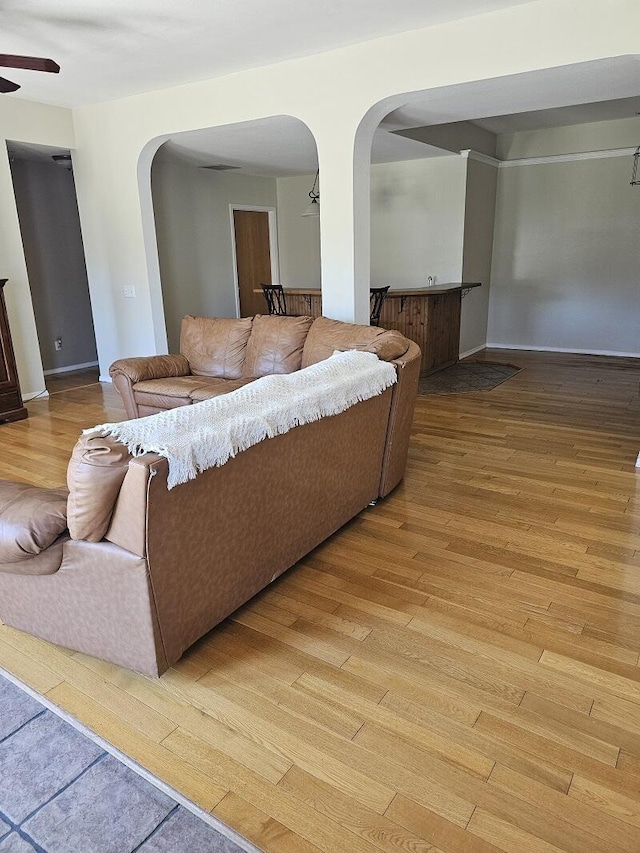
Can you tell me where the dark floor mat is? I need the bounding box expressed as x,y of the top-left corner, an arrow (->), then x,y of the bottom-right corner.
418,361 -> 522,395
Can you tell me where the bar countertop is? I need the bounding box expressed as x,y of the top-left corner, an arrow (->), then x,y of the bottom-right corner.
254,283 -> 481,297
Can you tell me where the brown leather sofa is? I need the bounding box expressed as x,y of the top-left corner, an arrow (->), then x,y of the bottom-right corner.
110,314 -> 412,419
0,315 -> 420,677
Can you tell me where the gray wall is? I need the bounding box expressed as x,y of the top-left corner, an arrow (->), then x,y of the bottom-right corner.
461,157 -> 498,355
276,159 -> 469,294
151,159 -> 277,352
277,159 -> 492,355
497,116 -> 640,160
488,150 -> 640,355
10,158 -> 97,372
370,157 -> 467,289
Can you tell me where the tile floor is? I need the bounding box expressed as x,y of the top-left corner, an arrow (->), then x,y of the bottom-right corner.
0,675 -> 250,853
417,360 -> 521,395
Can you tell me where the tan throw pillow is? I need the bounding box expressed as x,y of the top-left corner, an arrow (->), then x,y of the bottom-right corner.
243,314 -> 313,377
180,315 -> 253,379
66,432 -> 132,542
0,481 -> 68,564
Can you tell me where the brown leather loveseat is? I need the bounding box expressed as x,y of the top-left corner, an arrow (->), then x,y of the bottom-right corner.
0,315 -> 420,677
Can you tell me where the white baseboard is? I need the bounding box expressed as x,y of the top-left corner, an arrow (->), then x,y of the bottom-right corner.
459,344 -> 487,359
486,343 -> 640,359
99,374 -> 112,383
43,360 -> 99,376
23,389 -> 50,401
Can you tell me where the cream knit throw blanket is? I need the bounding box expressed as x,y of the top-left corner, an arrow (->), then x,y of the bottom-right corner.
87,350 -> 397,489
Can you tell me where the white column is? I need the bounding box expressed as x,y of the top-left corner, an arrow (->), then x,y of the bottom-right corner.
313,111 -> 377,325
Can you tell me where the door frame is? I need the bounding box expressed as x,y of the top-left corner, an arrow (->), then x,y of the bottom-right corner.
229,204 -> 280,318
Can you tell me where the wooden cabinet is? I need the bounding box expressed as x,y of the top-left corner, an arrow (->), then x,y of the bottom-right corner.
378,289 -> 466,375
0,280 -> 28,424
259,283 -> 481,375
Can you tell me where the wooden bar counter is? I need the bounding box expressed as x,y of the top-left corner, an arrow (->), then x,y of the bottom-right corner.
256,283 -> 481,375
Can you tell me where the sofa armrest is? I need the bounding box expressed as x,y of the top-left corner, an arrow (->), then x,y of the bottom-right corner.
105,453 -> 166,557
109,355 -> 190,419
0,481 -> 68,567
379,340 -> 421,497
109,354 -> 190,385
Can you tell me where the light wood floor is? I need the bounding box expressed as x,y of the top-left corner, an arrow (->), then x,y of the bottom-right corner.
2,349 -> 640,852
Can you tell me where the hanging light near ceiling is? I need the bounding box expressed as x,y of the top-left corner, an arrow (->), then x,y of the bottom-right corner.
302,169 -> 320,216
631,146 -> 640,186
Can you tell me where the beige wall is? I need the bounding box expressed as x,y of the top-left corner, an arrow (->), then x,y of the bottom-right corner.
152,159 -> 277,352
276,175 -> 321,290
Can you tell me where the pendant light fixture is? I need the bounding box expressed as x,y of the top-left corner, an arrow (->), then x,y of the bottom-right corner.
302,170 -> 320,216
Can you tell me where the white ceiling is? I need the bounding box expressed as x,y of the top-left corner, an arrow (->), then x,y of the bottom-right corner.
381,59 -> 640,132
153,116 -> 449,176
4,6 -> 639,179
1,0 -> 534,108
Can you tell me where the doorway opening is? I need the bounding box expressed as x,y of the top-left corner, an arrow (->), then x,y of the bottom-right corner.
7,142 -> 98,394
148,114 -> 319,351
230,205 -> 280,317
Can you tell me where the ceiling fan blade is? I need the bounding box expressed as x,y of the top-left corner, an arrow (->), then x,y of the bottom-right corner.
0,75 -> 20,93
0,54 -> 60,74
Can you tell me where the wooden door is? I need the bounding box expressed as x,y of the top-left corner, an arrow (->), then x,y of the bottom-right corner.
233,210 -> 272,317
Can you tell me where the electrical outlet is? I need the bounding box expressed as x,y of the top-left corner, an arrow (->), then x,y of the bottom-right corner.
54,338 -> 62,351
122,285 -> 136,298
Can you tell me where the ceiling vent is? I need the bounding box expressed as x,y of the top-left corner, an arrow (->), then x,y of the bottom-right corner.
200,164 -> 241,171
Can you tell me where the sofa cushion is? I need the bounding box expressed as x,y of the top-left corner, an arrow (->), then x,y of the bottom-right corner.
242,314 -> 313,378
301,317 -> 410,367
0,536 -> 67,576
190,377 -> 255,402
0,481 -> 68,564
133,376 -> 211,396
133,392 -> 193,411
67,433 -> 132,542
181,315 -> 253,379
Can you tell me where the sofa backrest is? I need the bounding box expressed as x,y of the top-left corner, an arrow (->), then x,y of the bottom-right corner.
242,314 -> 313,377
301,316 -> 409,367
181,313 -> 411,379
181,315 -> 253,379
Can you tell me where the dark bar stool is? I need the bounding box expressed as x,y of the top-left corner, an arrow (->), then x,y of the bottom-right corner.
369,286 -> 390,326
261,283 -> 287,315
